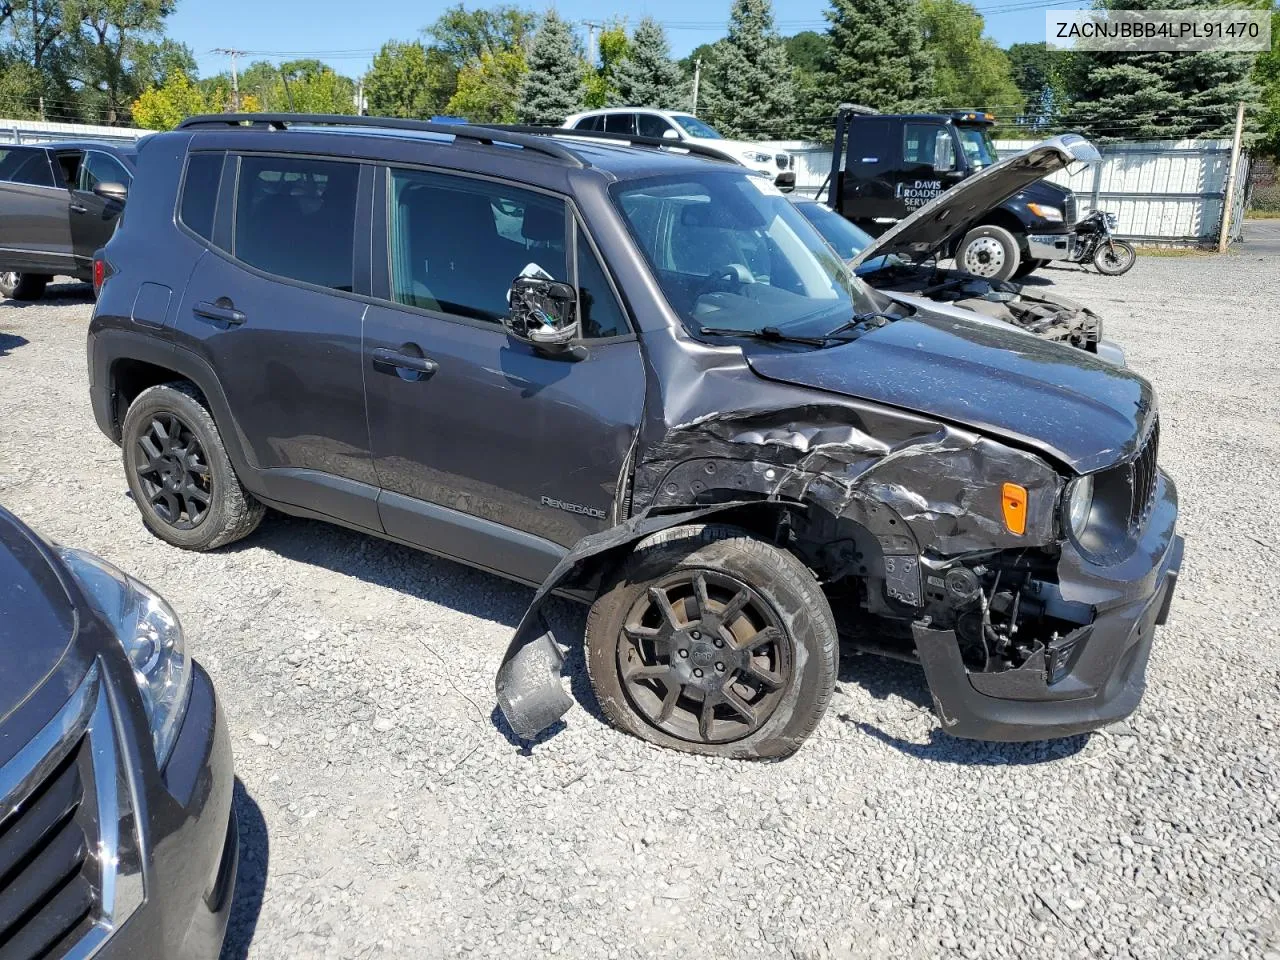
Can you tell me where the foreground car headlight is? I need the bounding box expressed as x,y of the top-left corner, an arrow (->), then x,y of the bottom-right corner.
1027,203 -> 1064,222
1065,475 -> 1095,539
58,547 -> 192,766
745,151 -> 772,164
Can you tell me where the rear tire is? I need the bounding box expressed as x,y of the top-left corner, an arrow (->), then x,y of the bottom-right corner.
585,524 -> 837,760
121,382 -> 265,551
958,225 -> 1021,281
0,272 -> 48,301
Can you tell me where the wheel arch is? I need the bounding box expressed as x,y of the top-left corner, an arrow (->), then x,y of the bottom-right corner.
947,208 -> 1028,258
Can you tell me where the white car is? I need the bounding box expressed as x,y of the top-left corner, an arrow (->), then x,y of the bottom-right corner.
562,108 -> 795,190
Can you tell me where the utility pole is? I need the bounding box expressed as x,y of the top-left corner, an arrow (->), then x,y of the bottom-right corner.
213,48 -> 246,112
691,58 -> 702,115
1218,100 -> 1246,253
581,20 -> 605,65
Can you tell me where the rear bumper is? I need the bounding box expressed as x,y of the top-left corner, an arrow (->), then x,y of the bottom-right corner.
916,473 -> 1182,741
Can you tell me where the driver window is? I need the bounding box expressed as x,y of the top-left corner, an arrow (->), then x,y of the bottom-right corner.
388,168 -> 567,324
902,124 -> 950,168
636,113 -> 674,138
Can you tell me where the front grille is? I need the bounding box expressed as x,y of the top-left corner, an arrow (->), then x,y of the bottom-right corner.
775,154 -> 790,170
1128,418 -> 1160,533
1064,193 -> 1078,226
0,737 -> 97,960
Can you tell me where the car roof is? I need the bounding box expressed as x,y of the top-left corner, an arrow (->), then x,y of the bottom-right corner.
569,107 -> 692,118
34,139 -> 137,153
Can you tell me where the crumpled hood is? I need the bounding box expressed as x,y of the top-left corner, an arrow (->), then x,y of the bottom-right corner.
0,510 -> 77,727
850,134 -> 1100,268
743,308 -> 1154,473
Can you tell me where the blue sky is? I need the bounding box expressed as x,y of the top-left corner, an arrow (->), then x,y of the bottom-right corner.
169,0 -> 1050,80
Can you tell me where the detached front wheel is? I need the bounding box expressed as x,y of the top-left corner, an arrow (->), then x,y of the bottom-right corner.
585,525 -> 837,759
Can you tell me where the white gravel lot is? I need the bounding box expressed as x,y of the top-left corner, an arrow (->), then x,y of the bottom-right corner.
1,253 -> 1278,960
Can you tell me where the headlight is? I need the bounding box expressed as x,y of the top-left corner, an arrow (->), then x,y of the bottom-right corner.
58,547 -> 192,766
746,151 -> 772,164
1065,475 -> 1095,539
1027,203 -> 1064,222
1105,212 -> 1118,229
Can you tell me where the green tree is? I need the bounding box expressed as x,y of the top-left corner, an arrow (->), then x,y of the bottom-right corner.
1007,41 -> 1068,130
270,59 -> 356,114
446,47 -> 527,122
784,30 -> 828,74
426,4 -> 537,69
516,11 -> 585,125
4,0 -> 72,119
920,0 -> 1021,115
1253,9 -> 1280,159
702,0 -> 795,139
132,38 -> 196,90
366,40 -> 456,118
612,16 -> 682,109
583,21 -> 628,108
62,0 -> 176,123
821,0 -> 933,113
786,31 -> 831,137
237,60 -> 285,111
1063,0 -> 1258,142
130,69 -> 206,129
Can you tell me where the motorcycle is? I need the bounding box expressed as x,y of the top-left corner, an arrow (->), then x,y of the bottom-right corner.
1070,210 -> 1136,276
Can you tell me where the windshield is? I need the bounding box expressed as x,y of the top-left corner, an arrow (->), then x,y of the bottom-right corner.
956,125 -> 997,169
612,172 -> 881,338
671,115 -> 723,140
793,202 -> 874,260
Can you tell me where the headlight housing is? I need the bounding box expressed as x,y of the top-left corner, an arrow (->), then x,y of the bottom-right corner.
1065,475 -> 1095,540
1027,202 -> 1064,222
58,547 -> 192,766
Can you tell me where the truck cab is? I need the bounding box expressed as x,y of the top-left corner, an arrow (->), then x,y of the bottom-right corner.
827,106 -> 1077,281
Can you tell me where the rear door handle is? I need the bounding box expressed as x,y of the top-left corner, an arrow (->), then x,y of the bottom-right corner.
192,300 -> 246,327
371,348 -> 438,377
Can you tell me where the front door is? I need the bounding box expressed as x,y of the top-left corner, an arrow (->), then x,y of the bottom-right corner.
174,153 -> 378,529
363,166 -> 645,584
69,149 -> 131,262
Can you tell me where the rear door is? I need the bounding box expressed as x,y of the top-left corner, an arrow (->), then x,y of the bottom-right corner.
362,165 -> 645,583
69,149 -> 131,261
0,147 -> 74,275
174,152 -> 379,529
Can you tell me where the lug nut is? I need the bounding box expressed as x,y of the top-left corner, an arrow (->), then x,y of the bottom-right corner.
712,638 -> 723,648
714,663 -> 725,673
678,649 -> 688,658
693,668 -> 703,678
690,630 -> 701,640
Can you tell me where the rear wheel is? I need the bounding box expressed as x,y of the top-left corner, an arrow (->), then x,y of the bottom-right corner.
585,524 -> 837,759
958,225 -> 1021,281
121,382 -> 265,551
0,272 -> 48,301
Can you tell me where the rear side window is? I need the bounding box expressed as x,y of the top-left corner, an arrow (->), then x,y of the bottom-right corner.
0,148 -> 54,187
574,115 -> 603,132
389,168 -> 567,324
604,113 -> 635,135
234,155 -> 358,291
179,153 -> 223,241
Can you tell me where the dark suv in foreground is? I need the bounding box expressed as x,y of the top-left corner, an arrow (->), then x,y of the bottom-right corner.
0,506 -> 235,958
88,115 -> 1182,759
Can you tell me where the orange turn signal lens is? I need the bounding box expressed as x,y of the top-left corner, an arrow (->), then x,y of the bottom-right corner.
1001,483 -> 1027,535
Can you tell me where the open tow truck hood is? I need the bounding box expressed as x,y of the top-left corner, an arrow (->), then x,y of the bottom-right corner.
743,307 -> 1154,473
849,134 -> 1101,268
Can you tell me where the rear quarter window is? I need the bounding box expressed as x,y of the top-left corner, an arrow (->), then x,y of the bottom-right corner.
0,148 -> 54,187
179,153 -> 223,241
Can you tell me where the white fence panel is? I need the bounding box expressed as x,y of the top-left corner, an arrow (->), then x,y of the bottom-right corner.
0,118 -> 148,145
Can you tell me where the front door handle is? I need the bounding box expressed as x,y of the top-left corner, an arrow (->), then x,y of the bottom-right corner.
69,202 -> 88,214
192,299 -> 246,327
372,347 -> 438,377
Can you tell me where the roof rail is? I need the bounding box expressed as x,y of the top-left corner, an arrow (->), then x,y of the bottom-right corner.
486,124 -> 742,165
175,113 -> 588,168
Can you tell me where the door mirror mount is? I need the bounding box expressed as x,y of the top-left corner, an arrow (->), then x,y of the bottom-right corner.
92,181 -> 128,203
504,276 -> 585,359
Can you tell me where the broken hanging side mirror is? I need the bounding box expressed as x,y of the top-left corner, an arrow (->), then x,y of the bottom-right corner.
504,275 -> 584,358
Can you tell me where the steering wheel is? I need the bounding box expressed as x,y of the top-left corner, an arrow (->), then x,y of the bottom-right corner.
696,262 -> 755,298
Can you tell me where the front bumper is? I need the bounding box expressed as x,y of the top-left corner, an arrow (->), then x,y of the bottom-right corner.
100,662 -> 238,959
915,472 -> 1183,741
1028,231 -> 1076,261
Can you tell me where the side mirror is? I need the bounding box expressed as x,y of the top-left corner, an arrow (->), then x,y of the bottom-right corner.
661,128 -> 680,141
93,181 -> 128,203
933,135 -> 957,173
504,276 -> 583,358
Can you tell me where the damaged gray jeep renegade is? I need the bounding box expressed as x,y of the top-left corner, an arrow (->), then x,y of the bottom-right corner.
88,115 -> 1182,759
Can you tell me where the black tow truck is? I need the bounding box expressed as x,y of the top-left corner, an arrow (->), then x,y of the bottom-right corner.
825,105 -> 1079,281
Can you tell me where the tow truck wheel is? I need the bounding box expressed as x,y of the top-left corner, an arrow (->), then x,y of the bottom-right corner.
585,524 -> 837,760
958,225 -> 1021,281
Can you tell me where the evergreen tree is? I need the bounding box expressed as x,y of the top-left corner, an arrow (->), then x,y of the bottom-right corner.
1007,42 -> 1069,131
612,16 -> 683,109
821,0 -> 934,114
1063,0 -> 1258,142
517,11 -> 586,125
701,0 -> 795,139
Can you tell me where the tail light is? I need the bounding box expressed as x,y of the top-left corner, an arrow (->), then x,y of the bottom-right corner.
92,253 -> 114,296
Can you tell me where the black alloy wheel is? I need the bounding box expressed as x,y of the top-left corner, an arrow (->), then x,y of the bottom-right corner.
131,412 -> 212,530
616,569 -> 793,744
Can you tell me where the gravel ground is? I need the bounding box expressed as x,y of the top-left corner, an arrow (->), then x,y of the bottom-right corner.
1,255 -> 1278,960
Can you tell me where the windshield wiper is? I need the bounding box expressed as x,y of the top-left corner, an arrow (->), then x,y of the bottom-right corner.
822,311 -> 903,340
698,325 -> 830,347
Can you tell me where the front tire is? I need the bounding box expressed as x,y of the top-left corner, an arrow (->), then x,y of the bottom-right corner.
1094,240 -> 1136,276
1012,257 -> 1047,280
958,225 -> 1021,281
585,524 -> 837,759
0,271 -> 48,301
121,382 -> 265,551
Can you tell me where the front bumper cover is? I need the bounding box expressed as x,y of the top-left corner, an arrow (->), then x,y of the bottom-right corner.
1028,232 -> 1076,261
915,474 -> 1183,741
